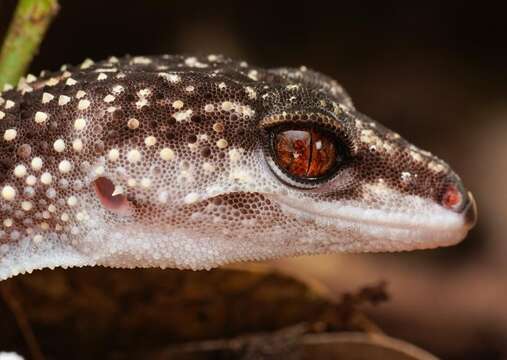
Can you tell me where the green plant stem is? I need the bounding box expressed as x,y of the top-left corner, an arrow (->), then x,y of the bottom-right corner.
0,0 -> 59,88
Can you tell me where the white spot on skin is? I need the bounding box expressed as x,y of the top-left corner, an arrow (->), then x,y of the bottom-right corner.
127,149 -> 142,163
40,172 -> 52,185
34,111 -> 48,123
53,139 -> 66,152
3,128 -> 16,141
31,157 -> 43,171
136,98 -> 148,109
61,213 -> 70,221
248,70 -> 258,81
185,86 -> 195,92
108,148 -> 120,161
74,118 -> 87,130
140,178 -> 152,188
221,101 -> 234,111
80,58 -> 94,69
21,201 -> 33,211
42,92 -> 54,104
58,160 -> 72,173
168,74 -> 180,82
158,191 -> 169,203
3,218 -> 13,227
204,104 -> 214,112
428,161 -> 446,173
33,234 -> 43,243
78,99 -> 90,110
160,148 -> 175,161
228,148 -> 242,162
67,196 -> 78,207
241,105 -> 254,117
65,78 -> 77,86
112,85 -> 124,94
14,164 -> 27,178
58,95 -> 71,106
401,171 -> 412,182
1,185 -> 16,201
76,90 -> 86,99
127,118 -> 140,129
216,139 -> 228,149
212,122 -> 224,133
132,56 -> 152,65
97,73 -> 108,81
173,109 -> 192,122
138,88 -> 151,97
0,111 -> 4,119
245,86 -> 257,99
172,100 -> 184,109
104,94 -> 115,103
410,151 -> 423,162
26,175 -> 36,186
144,136 -> 157,147
5,100 -> 14,109
72,138 -> 83,152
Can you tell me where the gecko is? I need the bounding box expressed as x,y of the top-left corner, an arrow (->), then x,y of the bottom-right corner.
0,54 -> 477,280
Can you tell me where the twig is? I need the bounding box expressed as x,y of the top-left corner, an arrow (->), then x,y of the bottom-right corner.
0,282 -> 45,360
0,0 -> 59,88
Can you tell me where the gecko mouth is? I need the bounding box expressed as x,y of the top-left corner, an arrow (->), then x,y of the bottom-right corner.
267,193 -> 469,249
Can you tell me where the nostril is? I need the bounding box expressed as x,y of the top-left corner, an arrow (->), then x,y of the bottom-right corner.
92,177 -> 132,215
441,183 -> 465,212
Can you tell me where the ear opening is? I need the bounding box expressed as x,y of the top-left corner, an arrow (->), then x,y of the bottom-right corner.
92,177 -> 132,215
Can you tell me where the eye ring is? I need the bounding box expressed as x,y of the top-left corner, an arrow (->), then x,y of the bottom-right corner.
265,124 -> 349,189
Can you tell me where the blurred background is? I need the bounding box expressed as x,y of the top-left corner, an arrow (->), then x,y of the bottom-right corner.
0,1 -> 506,359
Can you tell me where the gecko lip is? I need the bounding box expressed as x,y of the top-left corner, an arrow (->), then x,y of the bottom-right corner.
268,193 -> 469,248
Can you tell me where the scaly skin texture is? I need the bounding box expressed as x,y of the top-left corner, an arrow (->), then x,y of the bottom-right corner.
0,55 -> 476,280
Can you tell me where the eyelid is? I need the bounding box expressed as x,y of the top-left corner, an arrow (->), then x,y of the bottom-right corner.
259,110 -> 356,156
259,111 -> 342,130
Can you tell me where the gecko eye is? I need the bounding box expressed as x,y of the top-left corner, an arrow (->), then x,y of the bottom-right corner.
267,125 -> 348,188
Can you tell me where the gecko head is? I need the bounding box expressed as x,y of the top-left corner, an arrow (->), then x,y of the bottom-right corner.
0,56 -> 476,279
81,66 -> 476,269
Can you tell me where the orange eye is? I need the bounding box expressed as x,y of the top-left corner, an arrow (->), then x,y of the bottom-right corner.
273,127 -> 341,180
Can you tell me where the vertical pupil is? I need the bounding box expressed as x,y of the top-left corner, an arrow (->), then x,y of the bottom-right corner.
274,128 -> 338,178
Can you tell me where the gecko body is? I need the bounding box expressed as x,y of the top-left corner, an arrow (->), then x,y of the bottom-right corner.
0,55 -> 476,280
